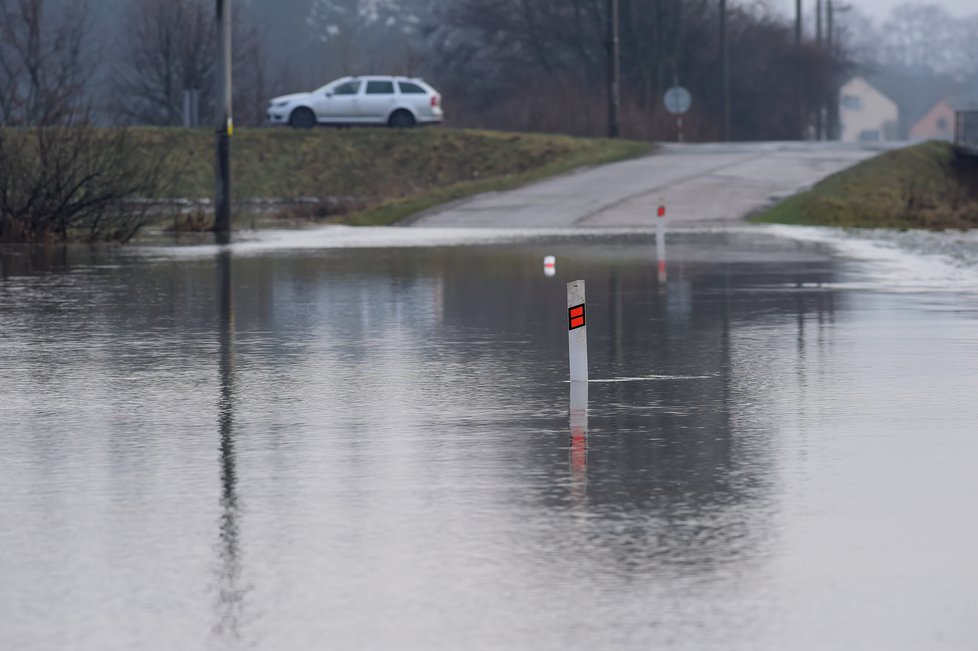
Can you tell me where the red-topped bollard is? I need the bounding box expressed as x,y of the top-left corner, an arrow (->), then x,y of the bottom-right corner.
656,205 -> 667,282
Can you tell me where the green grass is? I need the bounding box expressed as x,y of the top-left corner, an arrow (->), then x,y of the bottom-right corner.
752,141 -> 978,229
132,127 -> 650,226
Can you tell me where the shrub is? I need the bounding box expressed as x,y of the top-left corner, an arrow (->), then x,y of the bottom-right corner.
0,126 -> 169,243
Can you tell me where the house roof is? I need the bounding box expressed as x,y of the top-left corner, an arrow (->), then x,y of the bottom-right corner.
842,76 -> 891,98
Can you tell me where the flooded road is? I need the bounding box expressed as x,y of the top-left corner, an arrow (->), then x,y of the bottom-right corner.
2,227 -> 977,650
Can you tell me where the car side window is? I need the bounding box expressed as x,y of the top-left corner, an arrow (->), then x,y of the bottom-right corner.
398,82 -> 426,95
333,81 -> 361,96
365,81 -> 395,95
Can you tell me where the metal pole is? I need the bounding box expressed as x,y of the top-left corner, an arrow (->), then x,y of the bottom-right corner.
796,0 -> 804,139
826,0 -> 833,50
719,0 -> 730,141
214,0 -> 233,238
795,0 -> 802,47
815,0 -> 823,140
827,0 -> 836,140
815,0 -> 822,45
607,0 -> 621,138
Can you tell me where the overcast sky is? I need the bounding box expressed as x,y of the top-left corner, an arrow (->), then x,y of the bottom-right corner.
769,0 -> 977,20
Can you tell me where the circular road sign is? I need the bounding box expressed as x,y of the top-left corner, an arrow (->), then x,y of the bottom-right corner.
663,86 -> 692,115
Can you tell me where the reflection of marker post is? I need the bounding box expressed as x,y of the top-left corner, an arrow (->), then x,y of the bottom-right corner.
567,280 -> 588,382
656,206 -> 667,283
569,379 -> 588,485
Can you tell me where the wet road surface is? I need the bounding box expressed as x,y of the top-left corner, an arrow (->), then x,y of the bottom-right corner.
1,226 -> 977,650
409,142 -> 900,228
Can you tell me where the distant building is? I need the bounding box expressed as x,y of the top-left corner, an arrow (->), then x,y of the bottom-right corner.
910,100 -> 956,141
910,98 -> 978,142
838,77 -> 899,143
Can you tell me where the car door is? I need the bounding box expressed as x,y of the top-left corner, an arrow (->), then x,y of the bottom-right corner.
397,80 -> 430,118
358,80 -> 397,123
314,80 -> 362,123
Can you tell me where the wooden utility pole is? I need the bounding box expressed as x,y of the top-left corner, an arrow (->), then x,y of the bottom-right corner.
719,0 -> 730,141
607,0 -> 621,138
214,0 -> 233,239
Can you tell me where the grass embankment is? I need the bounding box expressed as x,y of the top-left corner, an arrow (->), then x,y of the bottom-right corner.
137,127 -> 649,227
753,141 -> 978,229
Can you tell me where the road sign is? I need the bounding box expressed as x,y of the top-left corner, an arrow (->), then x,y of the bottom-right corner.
664,86 -> 692,115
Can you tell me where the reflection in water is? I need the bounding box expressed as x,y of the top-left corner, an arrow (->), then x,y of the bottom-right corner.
568,381 -> 588,504
0,245 -> 84,278
214,249 -> 245,643
4,231 -> 976,649
555,258 -> 754,575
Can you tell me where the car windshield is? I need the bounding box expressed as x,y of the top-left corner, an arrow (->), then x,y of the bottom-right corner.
314,79 -> 353,95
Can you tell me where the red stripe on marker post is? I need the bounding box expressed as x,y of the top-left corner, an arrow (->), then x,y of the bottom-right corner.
568,304 -> 585,330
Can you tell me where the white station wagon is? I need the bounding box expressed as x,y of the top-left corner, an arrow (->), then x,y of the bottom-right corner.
267,75 -> 444,129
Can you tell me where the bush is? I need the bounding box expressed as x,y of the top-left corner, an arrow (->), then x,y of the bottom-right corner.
0,126 -> 169,243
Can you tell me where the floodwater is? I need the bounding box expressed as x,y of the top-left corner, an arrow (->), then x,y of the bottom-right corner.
2,227 -> 977,650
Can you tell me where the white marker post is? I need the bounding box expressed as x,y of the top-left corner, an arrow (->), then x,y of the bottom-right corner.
544,255 -> 556,277
568,280 -> 588,490
567,280 -> 588,383
656,205 -> 667,283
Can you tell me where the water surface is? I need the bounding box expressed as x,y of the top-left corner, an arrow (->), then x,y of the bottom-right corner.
2,228 -> 977,650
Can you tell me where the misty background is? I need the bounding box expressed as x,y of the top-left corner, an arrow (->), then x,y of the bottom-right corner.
2,0 -> 977,139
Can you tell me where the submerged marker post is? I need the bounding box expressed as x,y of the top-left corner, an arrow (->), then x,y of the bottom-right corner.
568,280 -> 589,488
567,280 -> 588,382
656,205 -> 667,282
569,379 -> 588,489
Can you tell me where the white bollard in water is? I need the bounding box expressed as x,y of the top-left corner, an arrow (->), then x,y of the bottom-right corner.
544,255 -> 556,277
656,205 -> 667,282
567,280 -> 588,383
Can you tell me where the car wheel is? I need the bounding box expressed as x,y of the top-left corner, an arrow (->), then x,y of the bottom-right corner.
388,110 -> 416,128
289,107 -> 316,129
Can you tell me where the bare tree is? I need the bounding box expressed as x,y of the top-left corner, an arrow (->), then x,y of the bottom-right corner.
0,0 -> 92,125
0,126 -> 169,243
424,0 -> 847,140
0,0 -> 175,243
233,23 -> 276,127
881,3 -> 959,73
112,0 -> 212,125
112,0 -> 277,127
306,0 -> 431,77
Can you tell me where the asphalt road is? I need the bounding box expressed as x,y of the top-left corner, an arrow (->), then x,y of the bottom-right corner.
408,141 -> 899,228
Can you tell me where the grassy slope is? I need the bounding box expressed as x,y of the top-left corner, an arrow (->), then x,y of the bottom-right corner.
752,141 -> 978,229
135,127 -> 650,226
